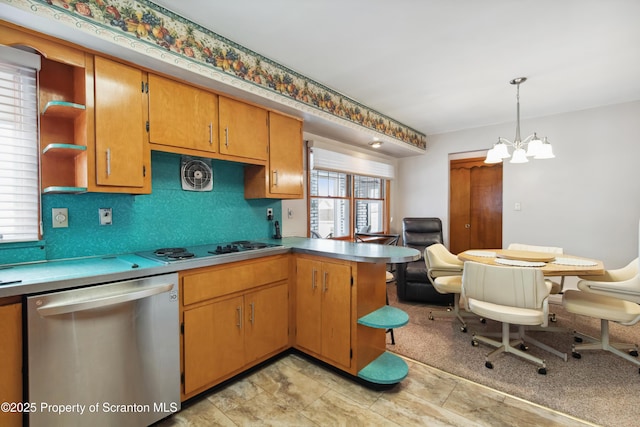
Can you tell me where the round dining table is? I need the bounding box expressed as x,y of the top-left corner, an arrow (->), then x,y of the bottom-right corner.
457,249 -> 605,277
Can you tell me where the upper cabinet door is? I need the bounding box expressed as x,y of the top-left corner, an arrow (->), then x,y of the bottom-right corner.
148,74 -> 218,152
218,96 -> 268,161
268,112 -> 303,196
94,56 -> 146,188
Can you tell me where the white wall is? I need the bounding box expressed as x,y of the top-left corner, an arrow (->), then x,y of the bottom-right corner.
395,101 -> 640,270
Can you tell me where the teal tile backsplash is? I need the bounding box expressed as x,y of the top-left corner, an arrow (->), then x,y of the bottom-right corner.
2,152 -> 281,264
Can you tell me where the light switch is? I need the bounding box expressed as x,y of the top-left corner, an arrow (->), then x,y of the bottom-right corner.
514,202 -> 522,211
99,208 -> 112,225
52,208 -> 68,228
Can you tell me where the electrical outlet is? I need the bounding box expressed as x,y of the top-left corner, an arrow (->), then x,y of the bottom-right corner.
99,208 -> 112,225
267,208 -> 273,221
52,208 -> 68,228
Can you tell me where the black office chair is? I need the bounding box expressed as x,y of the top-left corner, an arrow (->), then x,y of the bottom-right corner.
396,217 -> 452,304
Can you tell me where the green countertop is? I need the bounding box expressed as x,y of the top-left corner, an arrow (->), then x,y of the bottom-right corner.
0,237 -> 419,298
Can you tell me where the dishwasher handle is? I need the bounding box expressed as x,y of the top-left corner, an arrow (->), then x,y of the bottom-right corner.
37,283 -> 174,317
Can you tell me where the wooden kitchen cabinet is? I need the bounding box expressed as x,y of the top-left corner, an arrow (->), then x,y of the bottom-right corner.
245,111 -> 304,199
295,256 -> 352,369
92,56 -> 151,193
148,73 -> 218,154
218,96 -> 268,163
180,255 -> 289,399
244,283 -> 289,362
0,299 -> 22,427
2,23 -> 149,194
183,294 -> 244,394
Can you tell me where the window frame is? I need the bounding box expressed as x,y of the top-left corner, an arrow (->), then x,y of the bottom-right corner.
307,152 -> 391,240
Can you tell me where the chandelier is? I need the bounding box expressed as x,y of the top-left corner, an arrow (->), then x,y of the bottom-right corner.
485,77 -> 554,164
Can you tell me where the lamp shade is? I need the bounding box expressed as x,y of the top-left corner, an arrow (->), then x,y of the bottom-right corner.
510,148 -> 529,163
494,142 -> 510,159
484,147 -> 503,164
526,135 -> 542,157
534,140 -> 555,159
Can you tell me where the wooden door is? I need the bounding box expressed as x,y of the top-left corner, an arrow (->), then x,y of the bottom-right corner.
295,258 -> 322,354
94,56 -> 146,187
218,96 -> 268,161
148,74 -> 218,152
469,163 -> 502,249
268,112 -> 303,196
183,295 -> 244,394
245,283 -> 289,362
320,262 -> 352,369
449,158 -> 502,254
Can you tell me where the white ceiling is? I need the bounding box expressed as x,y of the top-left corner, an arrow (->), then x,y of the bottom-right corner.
149,0 -> 640,153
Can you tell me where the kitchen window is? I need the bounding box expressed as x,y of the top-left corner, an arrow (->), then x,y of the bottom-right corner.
0,46 -> 41,243
309,170 -> 389,239
308,142 -> 395,239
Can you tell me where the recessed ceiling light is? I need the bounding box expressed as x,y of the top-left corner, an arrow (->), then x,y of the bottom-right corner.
368,140 -> 383,148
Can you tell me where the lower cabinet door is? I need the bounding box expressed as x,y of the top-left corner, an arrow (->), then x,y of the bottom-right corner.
320,262 -> 352,368
295,257 -> 352,369
295,258 -> 323,355
183,295 -> 244,395
245,283 -> 289,362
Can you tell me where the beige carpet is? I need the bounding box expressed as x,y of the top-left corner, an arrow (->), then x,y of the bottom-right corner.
386,283 -> 640,427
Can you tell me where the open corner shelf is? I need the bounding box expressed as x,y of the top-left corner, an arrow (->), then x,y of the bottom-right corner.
42,186 -> 87,194
42,143 -> 86,156
358,305 -> 409,329
357,304 -> 410,384
41,100 -> 86,118
358,351 -> 408,385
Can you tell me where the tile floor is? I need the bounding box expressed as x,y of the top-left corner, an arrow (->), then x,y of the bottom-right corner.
156,352 -> 595,427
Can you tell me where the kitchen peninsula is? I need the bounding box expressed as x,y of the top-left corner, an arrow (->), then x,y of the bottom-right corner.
0,238 -> 419,425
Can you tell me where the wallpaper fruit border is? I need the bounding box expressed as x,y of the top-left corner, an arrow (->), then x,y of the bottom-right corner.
5,0 -> 426,150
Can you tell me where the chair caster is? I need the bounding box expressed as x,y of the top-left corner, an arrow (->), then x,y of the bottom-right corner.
537,367 -> 547,375
629,350 -> 639,357
428,313 -> 434,321
460,326 -> 467,333
485,361 -> 493,369
572,352 -> 581,359
519,343 -> 528,351
574,336 -> 583,343
471,340 -> 479,347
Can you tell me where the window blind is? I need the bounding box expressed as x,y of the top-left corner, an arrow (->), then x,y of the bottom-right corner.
0,46 -> 41,243
309,146 -> 395,179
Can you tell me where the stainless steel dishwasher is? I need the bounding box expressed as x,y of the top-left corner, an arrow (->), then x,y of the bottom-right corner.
27,273 -> 180,427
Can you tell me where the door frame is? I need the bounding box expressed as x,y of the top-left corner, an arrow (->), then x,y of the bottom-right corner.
448,153 -> 503,253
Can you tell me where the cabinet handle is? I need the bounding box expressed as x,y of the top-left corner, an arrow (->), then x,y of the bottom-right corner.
323,271 -> 328,292
236,306 -> 242,329
273,169 -> 278,186
311,268 -> 317,290
465,224 -> 471,229
250,302 -> 255,324
208,122 -> 213,145
225,126 -> 229,148
106,148 -> 111,176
